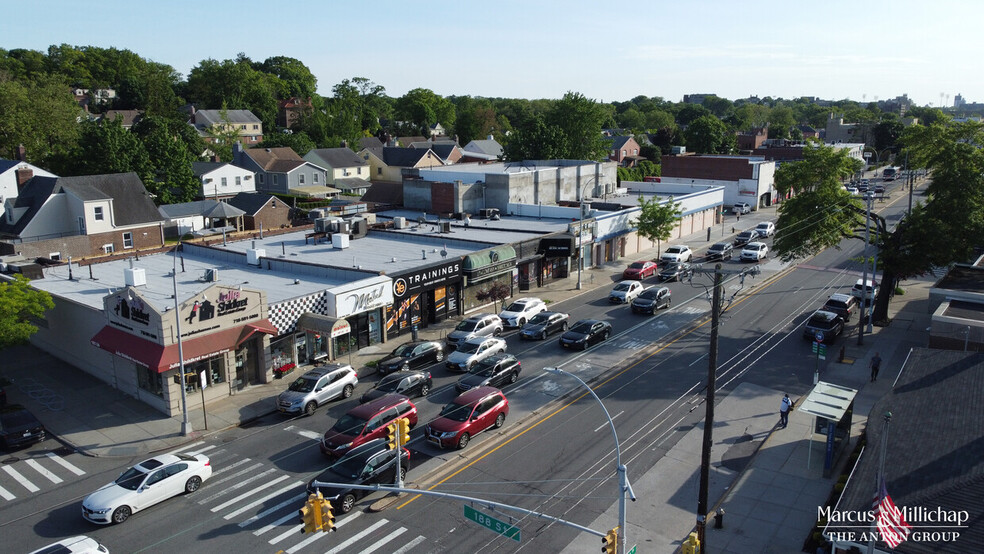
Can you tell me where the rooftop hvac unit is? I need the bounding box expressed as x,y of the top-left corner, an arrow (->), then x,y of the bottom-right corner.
439,221 -> 451,233
203,268 -> 219,282
309,208 -> 328,220
314,217 -> 332,233
123,267 -> 147,287
246,248 -> 265,266
347,217 -> 368,239
393,216 -> 406,229
332,233 -> 350,249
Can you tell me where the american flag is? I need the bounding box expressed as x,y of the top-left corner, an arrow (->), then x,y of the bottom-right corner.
874,479 -> 911,548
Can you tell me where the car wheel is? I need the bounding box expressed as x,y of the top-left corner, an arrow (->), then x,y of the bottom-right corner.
420,384 -> 430,396
112,505 -> 131,524
518,318 -> 526,327
466,361 -> 475,371
341,385 -> 354,399
688,255 -> 693,262
435,351 -> 445,362
603,331 -> 611,341
185,475 -> 202,493
340,493 -> 357,514
304,401 -> 317,416
457,433 -> 471,449
493,412 -> 506,429
562,322 -> 568,331
399,467 -> 407,482
508,371 -> 519,384
493,327 -> 502,336
539,331 -> 547,340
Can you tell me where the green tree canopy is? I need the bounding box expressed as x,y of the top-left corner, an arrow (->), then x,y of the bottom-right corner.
632,196 -> 683,257
0,73 -> 81,167
0,274 -> 54,349
394,88 -> 455,134
545,91 -> 610,161
684,114 -> 730,154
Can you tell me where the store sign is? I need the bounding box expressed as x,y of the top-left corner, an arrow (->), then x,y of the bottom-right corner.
330,319 -> 351,338
392,259 -> 462,298
465,258 -> 516,279
538,237 -> 575,258
104,289 -> 162,330
328,275 -> 394,318
567,220 -> 595,240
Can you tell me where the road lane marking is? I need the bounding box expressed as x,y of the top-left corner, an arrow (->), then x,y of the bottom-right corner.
689,353 -> 708,366
360,527 -> 408,554
322,519 -> 388,554
254,511 -> 298,536
2,465 -> 39,492
223,480 -> 303,519
197,467 -> 275,503
240,491 -> 308,528
269,510 -> 361,545
166,441 -> 204,455
283,425 -> 323,441
391,536 -> 427,554
0,485 -> 15,500
45,452 -> 85,476
25,459 -> 62,483
593,410 -> 622,433
205,462 -> 264,488
209,457 -> 254,476
211,474 -> 290,512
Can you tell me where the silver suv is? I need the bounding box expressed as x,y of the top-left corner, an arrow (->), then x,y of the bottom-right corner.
277,364 -> 358,416
446,313 -> 503,349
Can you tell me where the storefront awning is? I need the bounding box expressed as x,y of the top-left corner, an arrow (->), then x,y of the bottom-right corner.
296,313 -> 351,338
91,326 -> 165,370
237,318 -> 279,346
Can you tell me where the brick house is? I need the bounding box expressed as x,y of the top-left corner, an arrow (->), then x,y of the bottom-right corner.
226,192 -> 292,231
607,136 -> 643,167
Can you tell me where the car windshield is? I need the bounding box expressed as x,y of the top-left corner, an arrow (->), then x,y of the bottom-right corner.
391,344 -> 414,358
440,402 -> 473,422
628,262 -> 646,269
710,243 -> 727,251
331,414 -> 368,435
529,313 -> 551,324
503,302 -> 527,312
456,341 -> 482,354
328,452 -> 374,480
373,376 -> 403,392
455,320 -> 479,332
288,377 -> 317,393
666,246 -> 683,253
639,289 -> 659,299
569,322 -> 593,334
613,283 -> 631,292
115,466 -> 148,490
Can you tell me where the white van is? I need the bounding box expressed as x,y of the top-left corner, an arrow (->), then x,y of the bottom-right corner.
851,279 -> 879,305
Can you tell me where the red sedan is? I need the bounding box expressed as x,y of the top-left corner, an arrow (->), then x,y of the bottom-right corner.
622,260 -> 658,280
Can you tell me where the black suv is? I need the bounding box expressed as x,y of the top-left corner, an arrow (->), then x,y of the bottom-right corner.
706,242 -> 733,261
823,293 -> 858,322
376,340 -> 445,374
803,310 -> 845,343
308,439 -> 409,513
455,353 -> 521,393
659,262 -> 691,282
733,230 -> 757,247
631,286 -> 671,314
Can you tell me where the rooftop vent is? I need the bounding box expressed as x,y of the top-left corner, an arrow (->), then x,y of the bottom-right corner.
123,267 -> 146,287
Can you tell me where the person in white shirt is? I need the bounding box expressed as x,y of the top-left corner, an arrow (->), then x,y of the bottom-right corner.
779,393 -> 793,428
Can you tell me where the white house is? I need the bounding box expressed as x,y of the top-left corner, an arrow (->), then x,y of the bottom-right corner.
192,161 -> 256,199
0,159 -> 58,218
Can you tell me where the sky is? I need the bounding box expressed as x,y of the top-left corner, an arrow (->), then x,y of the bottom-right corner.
2,0 -> 980,108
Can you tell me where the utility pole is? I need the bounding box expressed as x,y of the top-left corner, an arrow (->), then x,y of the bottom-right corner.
696,265 -> 723,548
858,192 -> 873,345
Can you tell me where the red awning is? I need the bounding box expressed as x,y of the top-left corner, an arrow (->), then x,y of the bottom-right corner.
237,318 -> 279,346
91,326 -> 165,370
158,327 -> 242,373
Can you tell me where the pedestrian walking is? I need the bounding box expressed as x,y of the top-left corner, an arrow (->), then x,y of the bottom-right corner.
870,352 -> 882,382
779,393 -> 793,428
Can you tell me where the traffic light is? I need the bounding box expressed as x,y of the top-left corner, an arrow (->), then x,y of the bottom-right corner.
682,531 -> 701,554
385,422 -> 398,450
397,418 -> 411,446
318,494 -> 335,532
299,493 -> 324,533
602,527 -> 618,554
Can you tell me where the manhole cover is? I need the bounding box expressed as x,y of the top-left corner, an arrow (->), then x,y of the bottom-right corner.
2,456 -> 21,464
720,433 -> 759,473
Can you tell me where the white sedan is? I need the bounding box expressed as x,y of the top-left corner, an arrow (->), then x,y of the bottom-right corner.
445,336 -> 507,372
82,453 -> 212,524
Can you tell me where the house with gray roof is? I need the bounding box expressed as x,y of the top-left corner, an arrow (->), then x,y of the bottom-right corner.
303,148 -> 371,193
226,192 -> 291,231
192,161 -> 256,199
358,146 -> 445,183
232,143 -> 333,197
462,136 -> 504,160
189,107 -> 263,146
0,158 -> 58,218
158,199 -> 247,237
0,172 -> 164,259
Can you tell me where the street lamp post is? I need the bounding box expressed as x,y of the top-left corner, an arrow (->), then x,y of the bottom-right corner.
172,246 -> 192,436
858,192 -> 873,345
545,367 -> 633,554
576,177 -> 598,290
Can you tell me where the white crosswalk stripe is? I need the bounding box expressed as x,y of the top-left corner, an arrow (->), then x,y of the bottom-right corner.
284,425 -> 324,441
166,440 -> 205,455
223,481 -> 303,520
241,491 -> 308,529
45,452 -> 85,476
270,510 -> 361,545
0,485 -> 15,501
211,474 -> 290,512
392,536 -> 427,554
197,467 -> 276,504
322,519 -> 388,554
206,462 -> 264,489
209,457 -> 255,478
2,465 -> 39,492
254,511 -> 299,536
25,459 -> 62,484
360,526 -> 408,554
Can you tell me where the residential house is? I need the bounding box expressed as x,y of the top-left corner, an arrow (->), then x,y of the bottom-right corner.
0,172 -> 165,259
0,157 -> 58,218
192,161 -> 256,199
277,97 -> 313,129
409,141 -> 462,164
227,192 -> 292,231
797,125 -> 820,139
358,146 -> 445,183
736,126 -> 768,151
607,136 -> 643,167
190,108 -> 264,146
232,144 -> 333,197
429,123 -> 446,137
461,136 -> 504,162
158,199 -> 246,237
359,136 -> 385,150
304,148 -> 372,196
97,110 -> 144,130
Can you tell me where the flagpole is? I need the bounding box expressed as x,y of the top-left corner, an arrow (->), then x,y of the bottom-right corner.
867,411 -> 892,554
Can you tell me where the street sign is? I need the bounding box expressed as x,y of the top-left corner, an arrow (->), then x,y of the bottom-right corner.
815,331 -> 825,343
628,545 -> 637,554
463,505 -> 521,542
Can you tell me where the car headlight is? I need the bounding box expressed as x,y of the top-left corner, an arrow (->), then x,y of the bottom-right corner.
439,431 -> 458,439
334,442 -> 353,450
89,507 -> 112,514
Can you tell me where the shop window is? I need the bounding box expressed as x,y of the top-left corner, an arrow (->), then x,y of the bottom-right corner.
185,356 -> 226,391
138,366 -> 164,397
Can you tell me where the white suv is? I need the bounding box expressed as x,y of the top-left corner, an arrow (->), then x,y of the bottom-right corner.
498,297 -> 547,328
733,202 -> 751,214
446,336 -> 507,372
755,221 -> 776,238
277,364 -> 358,415
660,245 -> 693,263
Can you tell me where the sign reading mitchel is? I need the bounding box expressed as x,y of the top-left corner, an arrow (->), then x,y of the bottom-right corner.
327,275 -> 394,319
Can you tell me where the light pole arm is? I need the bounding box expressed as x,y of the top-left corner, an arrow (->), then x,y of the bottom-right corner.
546,367 -> 620,467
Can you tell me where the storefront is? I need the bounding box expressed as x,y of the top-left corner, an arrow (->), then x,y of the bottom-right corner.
462,246 -> 517,311
568,219 -> 596,274
386,258 -> 462,339
90,284 -> 277,417
294,275 -> 393,361
536,236 -> 574,286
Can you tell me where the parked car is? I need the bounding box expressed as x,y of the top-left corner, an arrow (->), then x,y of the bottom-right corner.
82,452 -> 212,524
360,371 -> 432,403
28,536 -> 108,554
446,313 -> 503,349
851,279 -> 880,306
706,242 -> 733,261
754,221 -> 776,238
622,260 -> 659,280
425,387 -> 509,450
631,286 -> 671,314
277,364 -> 358,416
559,319 -> 613,350
446,336 -> 507,372
741,242 -> 769,262
609,280 -> 645,304
519,311 -> 570,340
498,297 -> 547,328
320,394 -> 418,458
823,293 -> 859,322
308,439 -> 409,514
803,310 -> 846,343
0,404 -> 46,450
659,261 -> 691,282
733,202 -> 751,214
733,230 -> 757,247
846,185 -> 859,195
660,245 -> 693,263
456,353 -> 521,393
873,184 -> 886,194
375,340 -> 444,375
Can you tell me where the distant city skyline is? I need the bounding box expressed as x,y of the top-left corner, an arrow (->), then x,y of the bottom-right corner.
3,0 -> 980,108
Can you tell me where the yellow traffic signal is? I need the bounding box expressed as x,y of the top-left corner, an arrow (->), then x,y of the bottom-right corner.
319,495 -> 335,532
682,531 -> 701,554
299,493 -> 324,533
602,527 -> 618,554
398,418 -> 411,445
385,422 -> 398,450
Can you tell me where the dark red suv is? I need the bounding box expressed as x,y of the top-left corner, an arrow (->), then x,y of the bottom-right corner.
320,394 -> 417,458
425,387 -> 508,450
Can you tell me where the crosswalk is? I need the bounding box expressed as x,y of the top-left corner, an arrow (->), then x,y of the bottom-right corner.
170,440 -> 426,553
0,451 -> 86,501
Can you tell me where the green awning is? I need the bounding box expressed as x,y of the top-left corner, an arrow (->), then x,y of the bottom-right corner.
462,246 -> 517,271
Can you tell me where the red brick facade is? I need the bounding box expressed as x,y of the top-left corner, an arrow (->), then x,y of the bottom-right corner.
661,155 -> 755,181
243,198 -> 292,231
0,224 -> 164,259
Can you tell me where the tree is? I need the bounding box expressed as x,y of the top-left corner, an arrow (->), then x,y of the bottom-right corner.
767,106 -> 795,139
394,88 -> 455,133
476,280 -> 511,313
684,114 -> 730,154
73,117 -> 154,183
184,55 -> 280,130
256,56 -> 317,99
0,74 -> 81,167
502,113 -> 566,161
132,115 -> 201,203
632,196 -> 683,257
256,131 -> 316,156
0,274 -> 54,349
547,92 -> 611,161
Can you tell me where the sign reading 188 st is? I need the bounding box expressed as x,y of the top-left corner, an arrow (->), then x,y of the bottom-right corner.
463,505 -> 521,542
